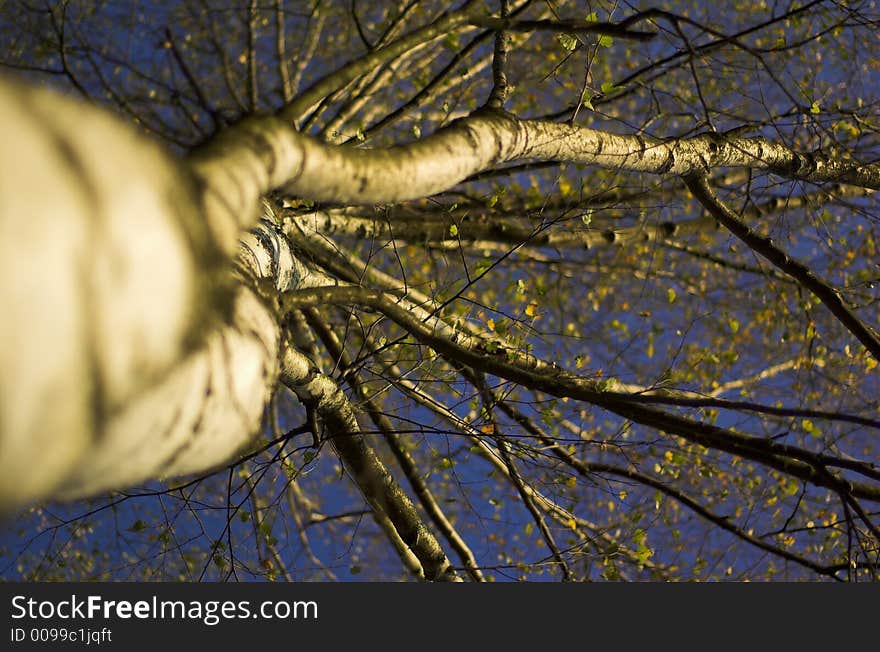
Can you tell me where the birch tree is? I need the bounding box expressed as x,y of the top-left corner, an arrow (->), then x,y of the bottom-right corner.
1,0 -> 878,581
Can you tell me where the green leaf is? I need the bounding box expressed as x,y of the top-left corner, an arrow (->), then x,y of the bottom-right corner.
581,210 -> 593,226
810,101 -> 821,114
597,35 -> 613,48
474,260 -> 493,276
449,223 -> 458,237
600,81 -> 622,95
127,520 -> 147,533
667,287 -> 677,304
487,187 -> 504,207
556,33 -> 578,51
585,12 -> 598,23
412,124 -> 421,138
633,528 -> 647,546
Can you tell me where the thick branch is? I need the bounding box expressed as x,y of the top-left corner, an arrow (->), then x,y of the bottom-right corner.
189,110 -> 880,237
485,0 -> 512,109
279,344 -> 461,581
282,286 -> 880,503
304,308 -> 485,581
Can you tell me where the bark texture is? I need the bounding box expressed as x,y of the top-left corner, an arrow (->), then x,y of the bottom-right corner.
0,76 -> 229,510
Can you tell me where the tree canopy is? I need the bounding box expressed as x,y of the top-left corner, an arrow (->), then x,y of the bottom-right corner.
1,0 -> 878,581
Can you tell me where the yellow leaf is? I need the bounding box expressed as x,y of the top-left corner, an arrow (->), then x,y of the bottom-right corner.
486,317 -> 495,331
525,303 -> 538,317
801,419 -> 820,437
559,178 -> 573,195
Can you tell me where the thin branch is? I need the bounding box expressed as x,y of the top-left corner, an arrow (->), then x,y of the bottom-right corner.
469,16 -> 656,41
47,1 -> 90,100
353,0 -> 548,143
497,434 -> 574,579
540,1 -> 827,118
496,397 -> 847,579
245,476 -> 294,581
284,482 -> 338,580
288,1 -> 326,97
282,222 -> 879,489
279,343 -> 462,580
279,2 -> 482,123
303,308 -> 486,581
471,370 -> 573,580
706,358 -> 800,398
163,28 -> 222,130
247,0 -> 259,112
274,0 -> 292,102
685,174 -> 880,361
281,285 -> 880,503
485,0 -> 512,109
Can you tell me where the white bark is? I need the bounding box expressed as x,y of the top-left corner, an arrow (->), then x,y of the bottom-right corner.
0,76 -> 229,510
55,286 -> 279,499
191,111 -> 880,215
